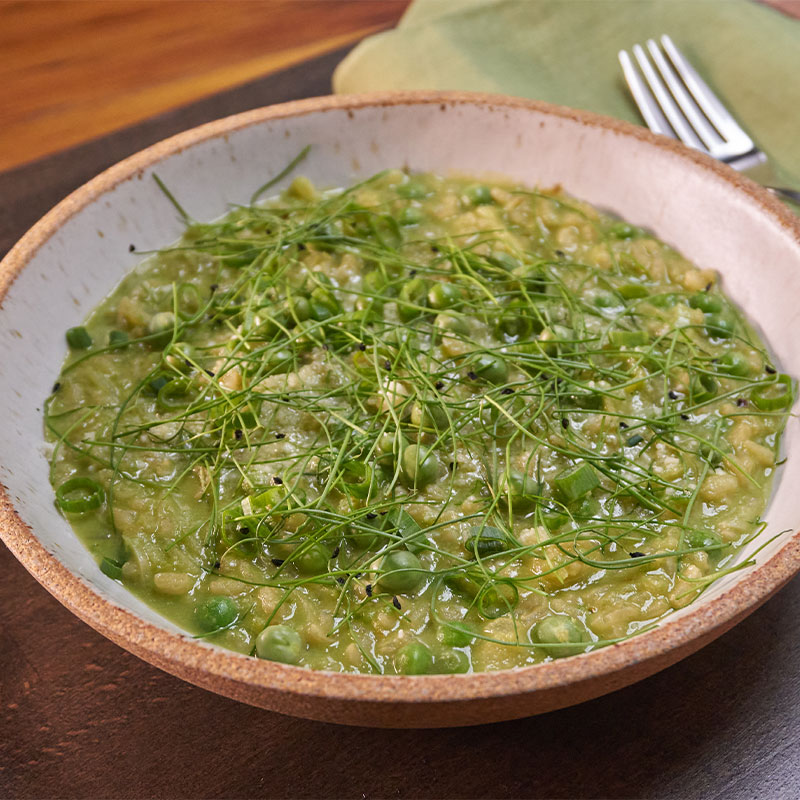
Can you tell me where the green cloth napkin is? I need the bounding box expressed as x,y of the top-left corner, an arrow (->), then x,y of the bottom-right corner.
333,0 -> 800,187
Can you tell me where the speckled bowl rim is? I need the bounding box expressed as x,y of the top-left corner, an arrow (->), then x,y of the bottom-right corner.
1,91 -> 799,715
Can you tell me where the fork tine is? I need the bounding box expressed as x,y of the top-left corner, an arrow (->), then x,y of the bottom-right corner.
645,39 -> 721,151
660,35 -> 754,153
631,44 -> 706,151
618,49 -> 672,137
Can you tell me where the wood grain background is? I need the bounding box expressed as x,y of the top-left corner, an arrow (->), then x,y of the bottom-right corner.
0,0 -> 409,171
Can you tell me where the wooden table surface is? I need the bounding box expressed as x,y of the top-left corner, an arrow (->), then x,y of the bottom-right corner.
0,0 -> 409,172
2,2 -> 800,799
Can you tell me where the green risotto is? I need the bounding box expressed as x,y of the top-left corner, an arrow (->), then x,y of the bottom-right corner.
46,164 -> 794,674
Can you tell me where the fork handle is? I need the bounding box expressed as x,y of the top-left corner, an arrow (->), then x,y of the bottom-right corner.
767,186 -> 800,206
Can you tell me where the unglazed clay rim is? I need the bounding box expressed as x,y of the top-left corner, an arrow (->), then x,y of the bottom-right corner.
1,91 -> 799,709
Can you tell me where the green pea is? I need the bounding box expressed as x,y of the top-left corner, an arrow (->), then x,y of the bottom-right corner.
398,277 -> 430,322
295,543 -> 331,575
717,352 -> 751,377
378,549 -> 425,594
309,286 -> 341,321
399,207 -> 424,226
400,444 -> 439,488
265,348 -> 294,374
472,353 -> 508,384
147,311 -> 176,346
438,622 -> 475,648
705,313 -> 735,339
434,649 -> 470,674
428,282 -> 462,309
532,615 -> 587,658
196,597 -> 237,631
66,325 -> 93,349
433,312 -> 469,338
608,222 -> 638,239
362,270 -> 390,296
255,625 -> 303,664
465,184 -> 493,205
395,642 -> 433,675
503,471 -> 541,510
410,401 -> 448,430
108,330 -> 129,346
288,294 -> 311,323
689,292 -> 722,313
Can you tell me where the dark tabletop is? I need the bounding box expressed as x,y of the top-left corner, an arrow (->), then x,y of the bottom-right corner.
1,47 -> 799,800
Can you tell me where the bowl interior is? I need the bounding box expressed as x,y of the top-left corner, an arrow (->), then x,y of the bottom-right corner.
1,96 -> 799,662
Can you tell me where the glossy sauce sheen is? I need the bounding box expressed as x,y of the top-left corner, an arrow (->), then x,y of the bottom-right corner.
45,169 -> 793,674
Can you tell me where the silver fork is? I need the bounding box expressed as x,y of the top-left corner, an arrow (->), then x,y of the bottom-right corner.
619,35 -> 800,205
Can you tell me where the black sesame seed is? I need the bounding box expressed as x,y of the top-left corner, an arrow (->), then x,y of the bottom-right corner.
383,360 -> 392,370
128,243 -> 136,252
359,342 -> 367,351
409,269 -> 417,277
209,283 -> 218,293
681,414 -> 690,420
668,390 -> 678,400
183,359 -> 192,368
737,398 -> 748,407
322,343 -> 329,351
273,476 -> 283,485
561,418 -> 570,429
336,577 -> 346,585
619,421 -> 628,429
704,282 -> 712,292
392,596 -> 402,610
298,243 -> 306,251
379,511 -> 387,516
271,558 -> 285,567
501,387 -> 514,395
213,561 -> 221,569
331,546 -> 340,559
205,369 -> 215,377
52,382 -> 61,393
275,432 -> 286,439
555,249 -> 565,258
467,371 -> 478,380
234,429 -> 243,440
766,365 -> 776,374
239,526 -> 250,535
435,381 -> 444,390
430,245 -> 440,253
448,461 -> 455,471
366,512 -> 377,520
366,584 -> 373,597
629,551 -> 645,559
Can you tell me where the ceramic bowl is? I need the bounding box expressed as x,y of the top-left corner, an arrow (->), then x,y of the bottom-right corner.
1,92 -> 799,728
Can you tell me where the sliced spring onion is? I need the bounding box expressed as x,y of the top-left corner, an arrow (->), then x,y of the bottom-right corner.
338,461 -> 375,499
108,330 -> 129,346
56,477 -> 104,513
100,557 -> 124,579
66,326 -> 92,349
752,374 -> 793,411
554,463 -> 600,504
156,377 -> 194,411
